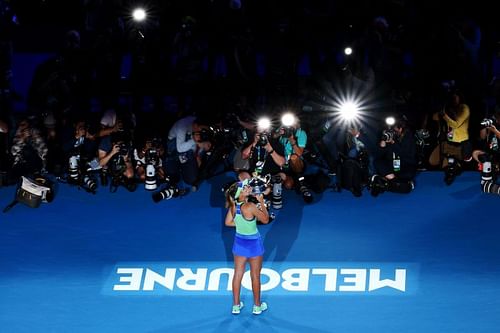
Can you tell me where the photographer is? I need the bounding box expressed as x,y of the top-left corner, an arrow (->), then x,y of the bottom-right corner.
10,118 -> 48,180
133,137 -> 165,187
165,116 -> 212,189
98,132 -> 135,191
472,109 -> 500,195
370,117 -> 417,196
335,124 -> 371,197
276,114 -> 313,203
428,90 -> 472,185
240,125 -> 285,180
62,119 -> 99,192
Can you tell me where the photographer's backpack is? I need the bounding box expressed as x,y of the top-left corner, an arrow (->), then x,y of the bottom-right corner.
3,176 -> 54,213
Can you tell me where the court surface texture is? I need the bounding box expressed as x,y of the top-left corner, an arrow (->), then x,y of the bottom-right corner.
1,171 -> 499,333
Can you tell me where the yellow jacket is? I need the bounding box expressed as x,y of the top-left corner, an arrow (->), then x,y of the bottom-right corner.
433,104 -> 470,142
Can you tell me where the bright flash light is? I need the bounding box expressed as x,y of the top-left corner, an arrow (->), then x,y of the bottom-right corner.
132,8 -> 147,22
257,117 -> 271,131
281,113 -> 296,127
344,47 -> 353,56
385,116 -> 396,126
339,101 -> 359,121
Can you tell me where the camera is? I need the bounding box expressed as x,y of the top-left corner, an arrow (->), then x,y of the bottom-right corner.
82,175 -> 97,192
257,133 -> 269,146
444,156 -> 459,185
481,117 -> 496,128
66,155 -> 97,193
152,186 -> 181,202
197,128 -> 215,143
415,129 -> 430,143
282,126 -> 295,138
382,129 -> 396,142
145,148 -> 160,165
117,143 -> 129,156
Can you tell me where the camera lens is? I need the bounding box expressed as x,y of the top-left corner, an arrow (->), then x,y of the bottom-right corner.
152,186 -> 179,203
83,175 -> 97,191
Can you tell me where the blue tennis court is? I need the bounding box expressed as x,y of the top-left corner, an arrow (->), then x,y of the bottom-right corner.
1,171 -> 499,332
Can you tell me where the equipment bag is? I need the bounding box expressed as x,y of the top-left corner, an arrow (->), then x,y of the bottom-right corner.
3,176 -> 54,213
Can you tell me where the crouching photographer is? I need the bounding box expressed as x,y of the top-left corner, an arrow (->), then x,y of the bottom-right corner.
98,132 -> 136,192
428,90 -> 472,185
472,109 -> 500,195
61,119 -> 99,193
165,116 -> 212,191
335,124 -> 371,197
239,118 -> 286,209
134,137 -> 165,191
370,116 -> 417,196
10,118 -> 48,180
276,113 -> 313,203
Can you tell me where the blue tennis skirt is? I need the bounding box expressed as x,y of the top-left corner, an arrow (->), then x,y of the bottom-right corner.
232,233 -> 264,258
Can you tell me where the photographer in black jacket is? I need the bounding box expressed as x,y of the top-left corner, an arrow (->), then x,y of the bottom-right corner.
370,116 -> 417,196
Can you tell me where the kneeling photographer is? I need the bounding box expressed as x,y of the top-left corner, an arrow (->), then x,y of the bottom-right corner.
428,89 -> 472,185
98,132 -> 136,192
10,117 -> 48,180
276,113 -> 313,203
61,119 -> 99,193
335,124 -> 371,197
165,116 -> 212,191
370,116 -> 417,196
237,118 -> 285,210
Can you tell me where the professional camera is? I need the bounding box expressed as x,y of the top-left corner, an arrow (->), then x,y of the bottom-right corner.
144,147 -> 161,191
415,129 -> 430,145
444,155 -> 460,185
382,129 -> 396,142
66,155 -> 97,193
298,176 -> 313,203
281,126 -> 295,138
152,178 -> 187,203
481,117 -> 496,128
118,143 -> 130,156
257,132 -> 269,146
152,186 -> 181,202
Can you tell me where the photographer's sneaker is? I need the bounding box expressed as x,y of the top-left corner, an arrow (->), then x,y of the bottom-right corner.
231,301 -> 244,315
252,302 -> 268,315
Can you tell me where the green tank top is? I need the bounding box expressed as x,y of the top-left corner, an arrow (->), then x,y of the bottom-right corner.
234,202 -> 258,236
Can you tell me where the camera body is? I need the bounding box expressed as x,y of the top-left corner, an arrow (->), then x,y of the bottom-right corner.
145,148 -> 160,166
382,129 -> 396,142
67,154 -> 97,193
117,143 -> 129,156
257,132 -> 269,146
481,117 -> 496,128
198,128 -> 214,143
281,126 -> 295,138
